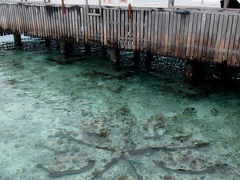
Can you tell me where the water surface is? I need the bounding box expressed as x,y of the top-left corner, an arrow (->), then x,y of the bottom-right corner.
0,37 -> 240,180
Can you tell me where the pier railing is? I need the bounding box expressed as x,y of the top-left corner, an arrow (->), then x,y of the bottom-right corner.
0,2 -> 240,67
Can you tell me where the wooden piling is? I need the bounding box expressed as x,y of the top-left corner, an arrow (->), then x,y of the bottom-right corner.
13,33 -> 22,48
110,43 -> 120,70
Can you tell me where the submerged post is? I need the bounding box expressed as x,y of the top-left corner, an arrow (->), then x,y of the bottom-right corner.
185,61 -> 204,82
133,51 -> 140,67
45,39 -> 51,48
145,51 -> 153,69
13,33 -> 22,48
85,43 -> 91,55
110,43 -> 120,70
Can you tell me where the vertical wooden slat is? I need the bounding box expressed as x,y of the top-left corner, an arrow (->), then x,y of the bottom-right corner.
222,15 -> 233,62
164,12 -> 169,55
190,13 -> 198,59
136,10 -> 141,51
114,9 -> 117,43
227,15 -> 238,65
120,9 -> 124,49
124,9 -> 128,50
214,14 -> 224,63
218,15 -> 229,63
110,9 -> 114,45
171,12 -> 177,57
103,9 -> 107,46
197,13 -> 206,60
231,15 -> 240,66
186,13 -> 194,58
148,10 -> 152,53
140,10 -> 144,52
154,11 -> 159,54
133,10 -> 137,51
144,11 -> 148,53
201,14 -> 211,61
210,14 -> 220,61
117,9 -> 120,45
206,14 -> 215,61
174,14 -> 181,57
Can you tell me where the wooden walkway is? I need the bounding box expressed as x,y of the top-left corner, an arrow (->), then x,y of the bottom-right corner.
0,2 -> 240,67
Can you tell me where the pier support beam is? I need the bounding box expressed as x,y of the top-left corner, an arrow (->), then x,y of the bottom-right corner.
85,43 -> 91,56
45,39 -> 51,48
59,40 -> 73,55
145,51 -> 153,69
185,61 -> 204,82
110,43 -> 120,70
13,33 -> 22,48
133,51 -> 140,67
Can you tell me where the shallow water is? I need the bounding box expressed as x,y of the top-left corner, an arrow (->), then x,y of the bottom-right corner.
0,36 -> 240,180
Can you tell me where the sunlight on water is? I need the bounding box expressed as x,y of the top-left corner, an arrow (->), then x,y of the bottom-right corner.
0,36 -> 240,180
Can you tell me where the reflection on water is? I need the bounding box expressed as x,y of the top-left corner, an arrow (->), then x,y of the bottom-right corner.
0,37 -> 240,180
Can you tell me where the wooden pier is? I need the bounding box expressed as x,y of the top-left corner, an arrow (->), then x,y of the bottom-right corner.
0,2 -> 240,67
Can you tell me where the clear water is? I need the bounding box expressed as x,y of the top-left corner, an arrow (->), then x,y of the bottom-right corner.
0,36 -> 240,180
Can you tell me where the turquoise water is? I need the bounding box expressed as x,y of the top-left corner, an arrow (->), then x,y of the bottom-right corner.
0,36 -> 240,180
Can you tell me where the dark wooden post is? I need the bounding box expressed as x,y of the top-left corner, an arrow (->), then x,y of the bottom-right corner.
45,39 -> 51,48
185,61 -> 204,82
13,33 -> 22,48
133,51 -> 140,67
85,43 -> 91,55
145,51 -> 153,69
60,40 -> 68,55
110,43 -> 120,70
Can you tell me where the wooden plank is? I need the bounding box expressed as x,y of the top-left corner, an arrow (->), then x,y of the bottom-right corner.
137,10 -> 141,51
120,9 -> 124,49
186,13 -> 193,58
110,9 -> 114,45
214,14 -> 224,63
144,11 -> 148,53
167,12 -> 174,55
154,11 -> 159,54
190,13 -> 198,59
231,15 -> 240,66
133,10 -> 137,51
201,14 -> 211,61
171,12 -> 177,57
147,10 -> 152,53
106,9 -> 110,45
197,13 -> 206,60
210,14 -> 219,61
222,15 -> 233,62
97,9 -> 100,42
227,15 -> 238,65
140,10 -> 144,52
164,12 -> 170,55
174,14 -> 181,57
160,11 -> 166,55
218,15 -> 229,63
103,9 -> 107,46
117,9 -> 120,45
206,14 -> 215,61
114,9 -> 117,43
124,9 -> 128,50
128,9 -> 132,50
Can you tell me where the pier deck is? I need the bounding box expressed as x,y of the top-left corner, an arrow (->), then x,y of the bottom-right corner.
0,2 -> 240,67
